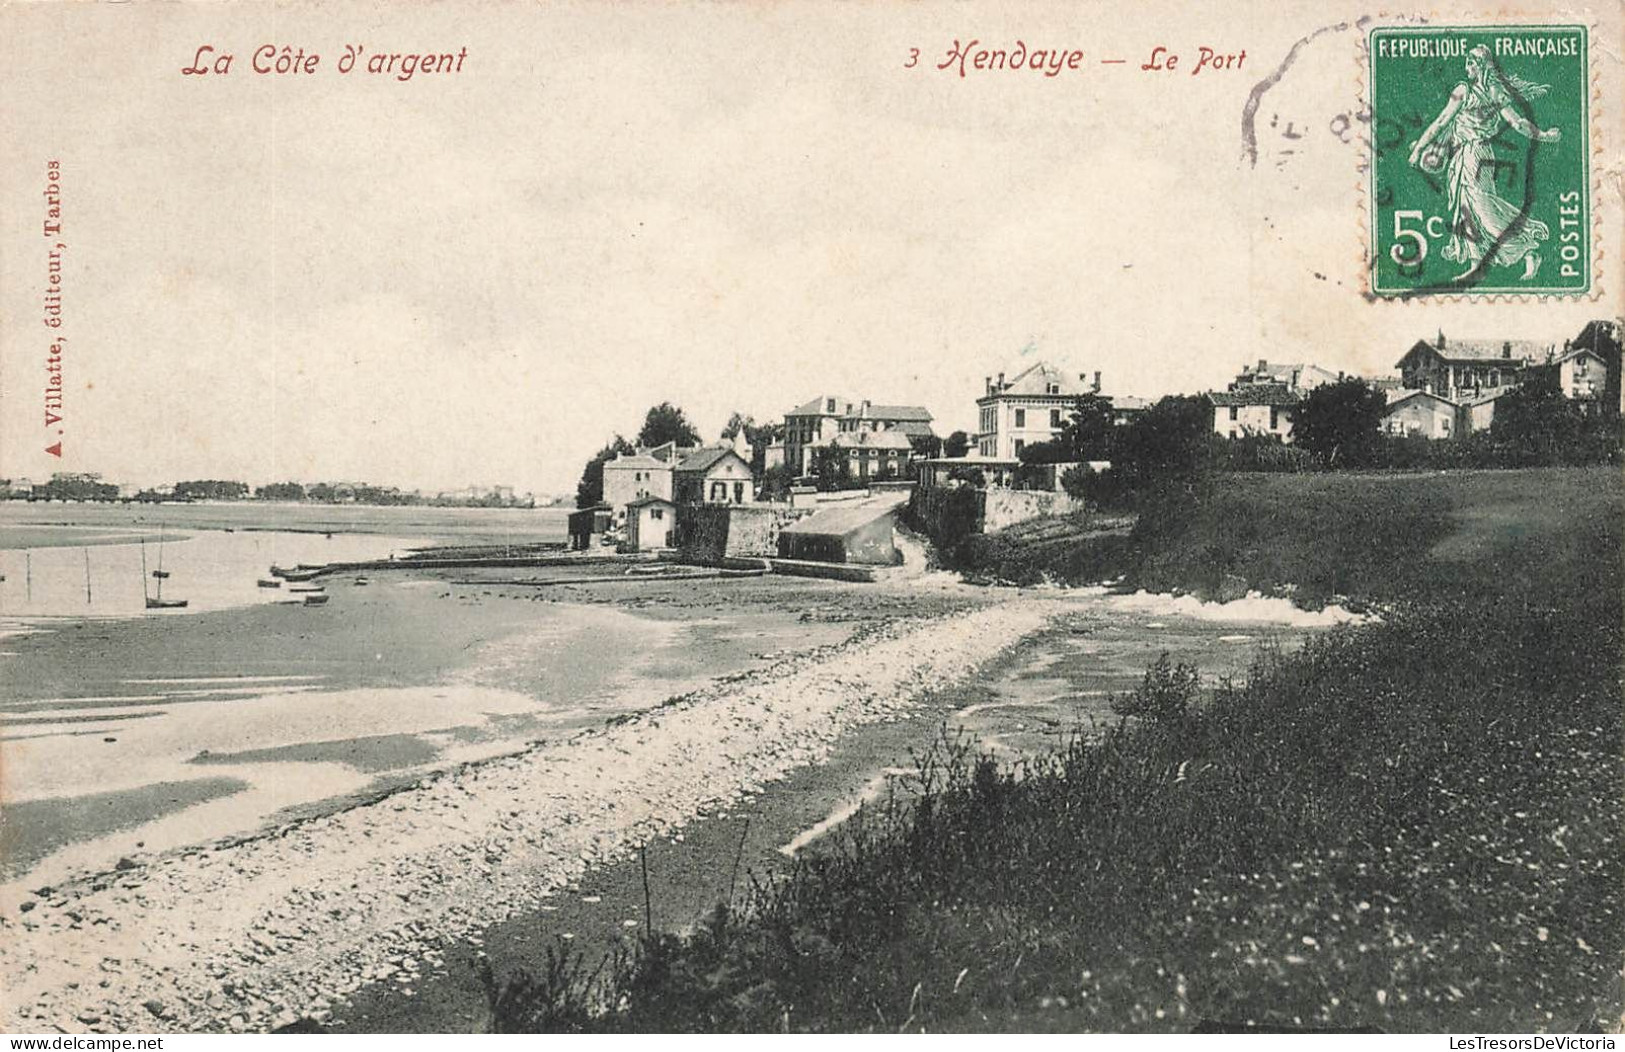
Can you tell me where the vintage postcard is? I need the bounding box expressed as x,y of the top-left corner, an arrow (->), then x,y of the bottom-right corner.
0,0 -> 1620,1039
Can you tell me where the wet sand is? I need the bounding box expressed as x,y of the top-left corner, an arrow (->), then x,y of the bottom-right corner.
0,561 -> 1360,1033
326,604 -> 1321,1032
0,570 -> 877,889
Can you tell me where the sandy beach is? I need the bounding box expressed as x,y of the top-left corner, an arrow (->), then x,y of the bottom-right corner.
0,530 -> 1360,1033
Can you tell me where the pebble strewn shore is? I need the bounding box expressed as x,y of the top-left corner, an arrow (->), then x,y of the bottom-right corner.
1,597 -> 1066,1034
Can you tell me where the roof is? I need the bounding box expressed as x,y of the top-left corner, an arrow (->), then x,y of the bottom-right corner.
919,456 -> 1021,467
1399,338 -> 1554,366
639,442 -> 696,464
830,430 -> 914,451
1550,346 -> 1607,366
675,446 -> 750,474
1110,395 -> 1152,411
891,420 -> 938,437
1207,384 -> 1301,407
780,502 -> 899,536
604,454 -> 669,471
786,396 -> 933,422
985,361 -> 1096,399
1384,390 -> 1458,413
866,404 -> 933,422
625,495 -> 675,509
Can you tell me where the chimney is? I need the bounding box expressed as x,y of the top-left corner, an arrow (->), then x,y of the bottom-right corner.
1437,330 -> 1446,349
861,399 -> 871,416
1092,371 -> 1102,393
1257,359 -> 1267,372
997,372 -> 1005,389
985,375 -> 993,395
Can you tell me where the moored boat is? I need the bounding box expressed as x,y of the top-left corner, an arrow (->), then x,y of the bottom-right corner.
143,534 -> 188,610
257,578 -> 282,589
302,593 -> 330,606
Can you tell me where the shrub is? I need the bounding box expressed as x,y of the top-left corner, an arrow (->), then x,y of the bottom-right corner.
1110,651 -> 1200,724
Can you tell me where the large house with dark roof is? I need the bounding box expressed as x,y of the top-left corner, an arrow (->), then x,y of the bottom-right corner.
1567,319 -> 1622,411
1395,333 -> 1556,402
975,362 -> 1109,459
1209,384 -> 1302,440
1206,358 -> 1343,442
778,396 -> 936,478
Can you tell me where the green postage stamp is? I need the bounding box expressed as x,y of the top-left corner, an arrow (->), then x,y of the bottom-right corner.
1368,25 -> 1590,297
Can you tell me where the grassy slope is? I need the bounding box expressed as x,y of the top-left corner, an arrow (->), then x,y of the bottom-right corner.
493,468 -> 1622,1033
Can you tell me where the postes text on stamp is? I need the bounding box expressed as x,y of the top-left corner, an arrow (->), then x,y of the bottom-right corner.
1368,25 -> 1589,297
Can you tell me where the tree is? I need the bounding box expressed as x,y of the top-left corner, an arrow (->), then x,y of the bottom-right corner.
758,464 -> 795,502
174,479 -> 249,501
1059,393 -> 1118,462
943,430 -> 971,458
1490,371 -> 1585,465
637,403 -> 700,449
1016,439 -> 1071,465
255,481 -> 305,501
721,413 -> 786,476
575,435 -> 635,508
1112,395 -> 1213,484
1292,378 -> 1387,468
720,412 -> 753,442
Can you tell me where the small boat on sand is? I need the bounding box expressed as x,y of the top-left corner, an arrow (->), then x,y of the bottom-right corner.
302,593 -> 330,606
257,578 -> 282,589
269,565 -> 324,582
288,583 -> 325,594
143,535 -> 188,610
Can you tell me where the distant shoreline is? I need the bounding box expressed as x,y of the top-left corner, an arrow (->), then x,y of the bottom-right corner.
0,524 -> 192,551
0,501 -> 569,551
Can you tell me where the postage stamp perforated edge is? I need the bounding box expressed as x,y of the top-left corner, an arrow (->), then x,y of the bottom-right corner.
1355,15 -> 1606,303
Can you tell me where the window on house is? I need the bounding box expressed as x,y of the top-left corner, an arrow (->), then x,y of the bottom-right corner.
733,481 -> 744,503
1014,439 -> 1025,453
1270,407 -> 1281,430
1014,409 -> 1026,427
1228,406 -> 1238,421
652,508 -> 663,520
1050,409 -> 1062,429
1047,383 -> 1060,395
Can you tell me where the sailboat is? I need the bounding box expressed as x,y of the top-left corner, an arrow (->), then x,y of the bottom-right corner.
143,531 -> 188,610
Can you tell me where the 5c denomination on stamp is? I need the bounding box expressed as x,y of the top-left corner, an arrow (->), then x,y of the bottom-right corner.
1367,25 -> 1589,297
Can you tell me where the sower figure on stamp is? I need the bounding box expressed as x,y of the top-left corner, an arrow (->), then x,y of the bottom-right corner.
1407,45 -> 1562,281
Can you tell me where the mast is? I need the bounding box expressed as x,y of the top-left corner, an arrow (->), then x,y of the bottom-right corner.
141,539 -> 150,605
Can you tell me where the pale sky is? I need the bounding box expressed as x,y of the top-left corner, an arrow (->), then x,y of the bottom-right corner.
2,0 -> 1619,496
